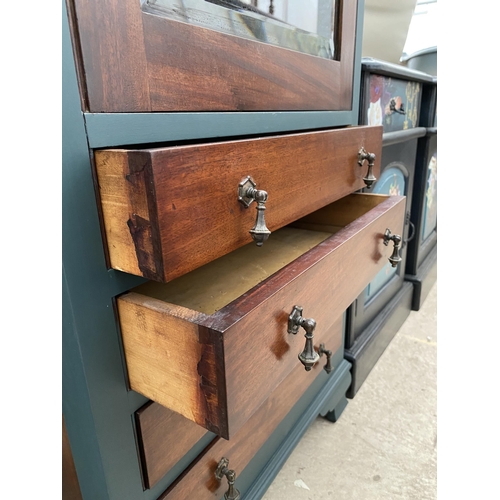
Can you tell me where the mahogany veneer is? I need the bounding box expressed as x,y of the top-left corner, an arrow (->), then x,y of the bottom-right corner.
135,313 -> 344,490
117,193 -> 405,439
70,0 -> 358,112
138,315 -> 343,496
95,126 -> 382,283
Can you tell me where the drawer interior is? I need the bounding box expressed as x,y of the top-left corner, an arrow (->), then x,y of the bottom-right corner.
132,194 -> 389,315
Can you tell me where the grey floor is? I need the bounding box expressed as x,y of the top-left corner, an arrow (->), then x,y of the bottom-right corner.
262,283 -> 437,500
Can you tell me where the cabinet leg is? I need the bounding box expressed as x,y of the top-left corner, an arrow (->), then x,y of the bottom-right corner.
322,395 -> 348,423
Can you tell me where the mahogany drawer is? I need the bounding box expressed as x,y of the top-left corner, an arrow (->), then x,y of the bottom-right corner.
117,193 -> 405,439
95,126 -> 382,283
136,314 -> 344,491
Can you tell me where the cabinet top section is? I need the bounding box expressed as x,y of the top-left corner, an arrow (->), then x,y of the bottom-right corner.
68,0 -> 361,113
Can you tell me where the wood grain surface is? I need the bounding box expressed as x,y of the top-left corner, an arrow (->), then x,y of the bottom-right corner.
219,194 -> 405,434
135,402 -> 209,489
69,0 -> 358,112
95,126 -> 383,282
70,0 -> 151,112
117,194 -> 405,438
136,314 -> 343,492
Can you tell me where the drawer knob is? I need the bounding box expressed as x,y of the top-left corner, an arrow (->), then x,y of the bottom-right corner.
238,176 -> 271,246
358,148 -> 377,188
215,457 -> 241,500
383,228 -> 402,267
288,306 -> 320,371
318,343 -> 334,374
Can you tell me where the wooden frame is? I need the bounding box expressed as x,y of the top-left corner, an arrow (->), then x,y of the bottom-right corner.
69,0 -> 358,112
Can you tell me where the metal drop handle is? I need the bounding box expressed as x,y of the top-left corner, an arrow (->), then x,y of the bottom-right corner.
383,228 -> 402,267
215,458 -> 241,500
318,343 -> 333,374
288,306 -> 320,371
358,148 -> 377,188
238,176 -> 271,246
389,97 -> 406,115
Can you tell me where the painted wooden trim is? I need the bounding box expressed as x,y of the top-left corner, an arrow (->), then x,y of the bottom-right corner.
382,127 -> 428,146
362,57 -> 435,83
84,111 -> 357,148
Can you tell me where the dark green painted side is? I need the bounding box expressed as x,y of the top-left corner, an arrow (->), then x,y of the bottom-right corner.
85,111 -> 356,148
323,395 -> 349,423
63,2 -> 169,499
351,0 -> 365,126
63,266 -> 109,500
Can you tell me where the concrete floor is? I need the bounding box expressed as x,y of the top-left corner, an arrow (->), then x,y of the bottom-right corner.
262,283 -> 437,500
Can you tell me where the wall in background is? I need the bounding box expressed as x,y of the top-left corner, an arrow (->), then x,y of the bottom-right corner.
361,0 -> 418,64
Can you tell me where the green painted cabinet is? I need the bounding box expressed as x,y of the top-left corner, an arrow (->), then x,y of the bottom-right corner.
62,1 -> 367,498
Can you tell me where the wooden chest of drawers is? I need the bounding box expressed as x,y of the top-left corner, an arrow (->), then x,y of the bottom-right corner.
62,1 -> 402,499
117,194 -> 404,437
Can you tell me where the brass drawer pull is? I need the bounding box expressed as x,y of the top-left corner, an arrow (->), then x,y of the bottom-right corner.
238,176 -> 271,246
383,228 -> 402,267
358,147 -> 377,188
288,306 -> 320,371
318,343 -> 333,374
215,457 -> 241,500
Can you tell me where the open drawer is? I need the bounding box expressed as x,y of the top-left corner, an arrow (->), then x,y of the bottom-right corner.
135,314 -> 344,490
117,193 -> 405,439
95,126 -> 382,283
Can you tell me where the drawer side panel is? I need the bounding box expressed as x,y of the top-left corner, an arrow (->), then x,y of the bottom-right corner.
117,295 -> 228,437
95,150 -> 165,280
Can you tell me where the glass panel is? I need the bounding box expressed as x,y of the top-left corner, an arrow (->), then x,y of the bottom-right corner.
421,152 -> 437,242
364,166 -> 406,304
144,0 -> 337,59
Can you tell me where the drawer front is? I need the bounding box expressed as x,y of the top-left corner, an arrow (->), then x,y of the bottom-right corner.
95,126 -> 382,283
137,316 -> 344,494
135,402 -> 210,489
361,73 -> 422,132
118,194 -> 405,439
